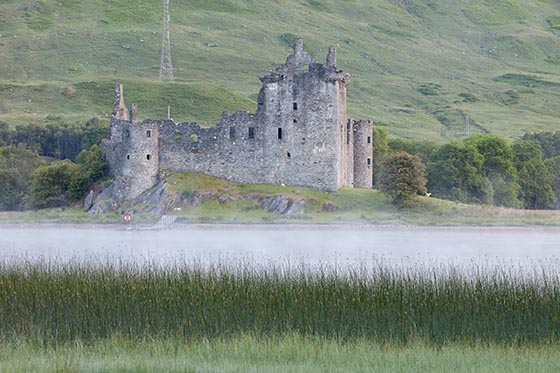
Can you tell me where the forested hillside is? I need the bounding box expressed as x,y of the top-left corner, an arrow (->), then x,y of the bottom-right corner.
1,0 -> 560,140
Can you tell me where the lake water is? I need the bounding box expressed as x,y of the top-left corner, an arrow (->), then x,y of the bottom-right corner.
1,225 -> 559,272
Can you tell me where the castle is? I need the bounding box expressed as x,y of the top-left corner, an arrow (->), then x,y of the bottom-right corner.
103,38 -> 373,200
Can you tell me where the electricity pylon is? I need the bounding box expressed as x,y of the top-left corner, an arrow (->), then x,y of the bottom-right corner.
159,0 -> 174,82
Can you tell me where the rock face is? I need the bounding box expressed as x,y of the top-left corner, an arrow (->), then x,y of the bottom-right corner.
84,190 -> 94,211
102,38 -> 374,201
258,195 -> 305,215
88,183 -> 116,215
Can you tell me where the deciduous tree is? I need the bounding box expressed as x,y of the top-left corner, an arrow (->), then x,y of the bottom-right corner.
427,143 -> 492,204
379,152 -> 427,206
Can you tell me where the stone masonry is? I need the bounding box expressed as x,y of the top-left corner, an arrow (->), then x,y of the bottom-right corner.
102,39 -> 374,200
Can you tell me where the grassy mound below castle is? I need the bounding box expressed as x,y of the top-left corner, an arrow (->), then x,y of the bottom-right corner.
2,171 -> 560,226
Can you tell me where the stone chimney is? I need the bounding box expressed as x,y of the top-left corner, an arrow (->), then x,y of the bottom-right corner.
294,37 -> 304,54
112,83 -> 129,121
326,46 -> 336,68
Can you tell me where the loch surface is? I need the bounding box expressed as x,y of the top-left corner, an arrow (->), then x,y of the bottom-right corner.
1,225 -> 559,270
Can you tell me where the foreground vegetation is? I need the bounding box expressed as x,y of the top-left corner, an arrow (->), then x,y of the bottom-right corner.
2,336 -> 560,372
2,261 -> 560,345
3,260 -> 560,370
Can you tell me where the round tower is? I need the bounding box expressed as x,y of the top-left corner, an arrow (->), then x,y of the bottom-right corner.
353,120 -> 373,189
105,84 -> 160,200
119,121 -> 159,199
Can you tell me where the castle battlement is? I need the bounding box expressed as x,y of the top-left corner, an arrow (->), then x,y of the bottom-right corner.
102,38 -> 373,200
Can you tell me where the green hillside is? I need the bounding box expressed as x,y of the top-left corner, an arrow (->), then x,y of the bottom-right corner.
1,0 -> 560,139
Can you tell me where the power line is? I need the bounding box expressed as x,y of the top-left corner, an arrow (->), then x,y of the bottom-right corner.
159,0 -> 174,82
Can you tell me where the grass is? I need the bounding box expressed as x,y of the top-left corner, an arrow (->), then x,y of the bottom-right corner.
1,1 -> 560,140
0,80 -> 255,127
163,172 -> 560,226
2,260 -> 560,345
2,336 -> 560,372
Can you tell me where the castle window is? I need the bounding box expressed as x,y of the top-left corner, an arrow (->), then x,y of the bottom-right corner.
146,130 -> 151,138
229,127 -> 235,139
248,127 -> 255,139
126,154 -> 130,160
293,102 -> 298,110
367,158 -> 371,166
367,136 -> 371,144
147,154 -> 151,160
278,127 -> 283,139
293,119 -> 298,123
287,152 -> 291,158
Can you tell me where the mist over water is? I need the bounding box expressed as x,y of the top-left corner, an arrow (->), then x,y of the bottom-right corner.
1,225 -> 559,274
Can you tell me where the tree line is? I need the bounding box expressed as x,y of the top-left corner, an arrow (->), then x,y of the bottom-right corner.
0,118 -> 108,211
1,119 -> 560,211
375,129 -> 560,209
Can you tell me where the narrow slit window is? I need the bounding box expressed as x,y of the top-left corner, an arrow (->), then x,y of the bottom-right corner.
146,130 -> 152,138
367,136 -> 371,144
293,119 -> 298,123
248,127 -> 255,139
229,127 -> 235,139
293,102 -> 298,110
278,127 -> 283,139
367,158 -> 371,166
287,152 -> 291,158
147,154 -> 151,160
126,154 -> 130,160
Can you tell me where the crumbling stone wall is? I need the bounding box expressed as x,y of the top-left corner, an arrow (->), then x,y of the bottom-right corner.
103,39 -> 373,200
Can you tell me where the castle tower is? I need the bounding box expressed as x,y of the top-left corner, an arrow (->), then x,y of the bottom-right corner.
256,38 -> 350,191
352,120 -> 373,188
103,86 -> 160,201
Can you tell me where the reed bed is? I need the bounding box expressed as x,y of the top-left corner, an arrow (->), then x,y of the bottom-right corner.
1,259 -> 559,345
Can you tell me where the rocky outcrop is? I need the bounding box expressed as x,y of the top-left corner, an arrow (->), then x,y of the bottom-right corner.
88,183 -> 116,215
258,195 -> 305,215
84,190 -> 94,211
87,177 -> 308,217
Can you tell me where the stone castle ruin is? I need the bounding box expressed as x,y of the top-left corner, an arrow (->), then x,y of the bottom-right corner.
103,38 -> 373,200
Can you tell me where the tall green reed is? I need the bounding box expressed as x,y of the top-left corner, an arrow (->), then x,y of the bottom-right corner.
0,259 -> 559,345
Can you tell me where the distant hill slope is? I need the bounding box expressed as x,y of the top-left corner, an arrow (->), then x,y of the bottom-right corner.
1,0 -> 560,139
